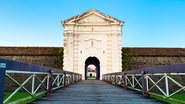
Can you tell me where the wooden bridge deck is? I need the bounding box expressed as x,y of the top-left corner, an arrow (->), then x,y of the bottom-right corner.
31,80 -> 163,104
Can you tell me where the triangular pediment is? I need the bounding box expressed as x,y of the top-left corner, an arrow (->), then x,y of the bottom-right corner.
62,9 -> 123,26
77,13 -> 111,24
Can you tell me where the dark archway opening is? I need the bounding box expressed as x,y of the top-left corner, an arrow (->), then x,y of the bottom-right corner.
85,57 -> 100,80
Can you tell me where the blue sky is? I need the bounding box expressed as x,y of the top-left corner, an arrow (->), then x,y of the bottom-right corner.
0,0 -> 185,47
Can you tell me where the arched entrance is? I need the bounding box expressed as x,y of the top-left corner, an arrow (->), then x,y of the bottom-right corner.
85,57 -> 100,80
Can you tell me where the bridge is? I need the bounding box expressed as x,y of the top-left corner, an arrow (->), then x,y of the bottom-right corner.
0,58 -> 185,104
30,80 -> 161,104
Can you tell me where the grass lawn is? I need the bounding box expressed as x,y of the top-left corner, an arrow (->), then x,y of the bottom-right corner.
171,94 -> 185,102
3,92 -> 45,104
150,93 -> 185,104
87,76 -> 96,78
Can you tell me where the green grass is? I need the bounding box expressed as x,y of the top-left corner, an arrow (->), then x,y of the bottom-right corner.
3,92 -> 45,104
87,76 -> 96,78
171,94 -> 185,102
149,93 -> 185,104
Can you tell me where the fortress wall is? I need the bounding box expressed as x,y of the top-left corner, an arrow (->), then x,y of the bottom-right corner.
130,56 -> 185,70
0,47 -> 61,69
1,47 -> 185,71
122,48 -> 185,70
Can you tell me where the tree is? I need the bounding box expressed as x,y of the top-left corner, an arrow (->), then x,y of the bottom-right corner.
55,48 -> 63,70
122,49 -> 131,71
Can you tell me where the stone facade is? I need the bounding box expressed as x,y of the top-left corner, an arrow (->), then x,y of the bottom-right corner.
62,9 -> 123,79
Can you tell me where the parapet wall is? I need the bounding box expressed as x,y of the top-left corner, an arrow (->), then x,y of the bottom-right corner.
0,47 -> 61,69
122,48 -> 185,70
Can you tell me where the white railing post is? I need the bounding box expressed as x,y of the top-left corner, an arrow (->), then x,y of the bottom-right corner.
146,75 -> 148,92
132,75 -> 135,88
47,73 -> 50,90
32,74 -> 35,95
164,73 -> 169,97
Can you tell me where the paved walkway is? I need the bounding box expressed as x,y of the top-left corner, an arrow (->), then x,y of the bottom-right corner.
30,80 -> 163,104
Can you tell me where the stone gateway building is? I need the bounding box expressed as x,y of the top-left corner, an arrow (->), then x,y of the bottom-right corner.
62,9 -> 123,79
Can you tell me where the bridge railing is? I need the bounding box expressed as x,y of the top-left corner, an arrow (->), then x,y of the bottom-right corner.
52,70 -> 82,91
103,64 -> 185,103
0,58 -> 82,104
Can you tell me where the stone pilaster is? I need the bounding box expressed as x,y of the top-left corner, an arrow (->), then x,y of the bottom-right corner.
107,34 -> 112,73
